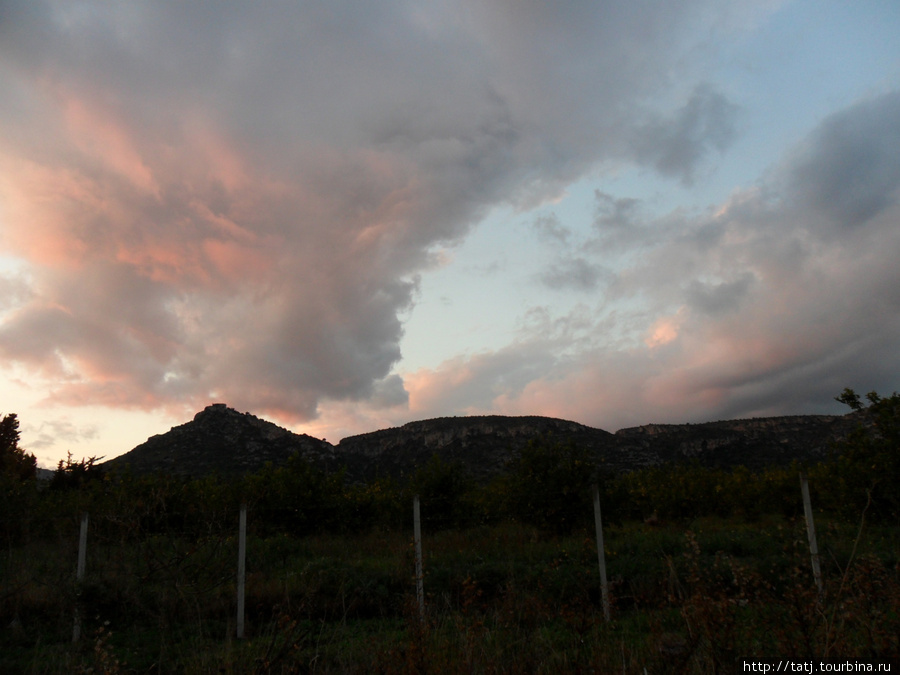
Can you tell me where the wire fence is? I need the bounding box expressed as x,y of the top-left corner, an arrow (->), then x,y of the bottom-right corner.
2,475 -> 828,647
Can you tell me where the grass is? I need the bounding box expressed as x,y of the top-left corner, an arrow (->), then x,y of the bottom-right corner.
2,515 -> 898,673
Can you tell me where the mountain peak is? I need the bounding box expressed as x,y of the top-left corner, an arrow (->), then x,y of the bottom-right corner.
103,404 -> 334,477
194,402 -> 230,417
192,403 -> 238,425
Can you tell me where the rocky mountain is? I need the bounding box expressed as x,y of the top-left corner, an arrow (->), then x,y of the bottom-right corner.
612,414 -> 859,471
102,404 -> 337,478
101,403 -> 862,482
335,415 -> 617,482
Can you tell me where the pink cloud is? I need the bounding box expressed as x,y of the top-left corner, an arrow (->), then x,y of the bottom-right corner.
61,95 -> 160,196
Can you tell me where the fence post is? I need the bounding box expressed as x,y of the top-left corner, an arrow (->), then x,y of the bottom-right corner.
413,495 -> 425,623
592,485 -> 611,622
237,503 -> 247,639
72,511 -> 89,643
799,472 -> 824,601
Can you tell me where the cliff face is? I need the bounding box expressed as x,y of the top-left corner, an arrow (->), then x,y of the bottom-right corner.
613,415 -> 859,470
101,405 -> 861,481
335,415 -> 617,482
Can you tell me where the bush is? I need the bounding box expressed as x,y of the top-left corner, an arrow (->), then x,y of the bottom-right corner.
405,454 -> 475,531
822,389 -> 900,522
244,454 -> 346,536
504,435 -> 598,535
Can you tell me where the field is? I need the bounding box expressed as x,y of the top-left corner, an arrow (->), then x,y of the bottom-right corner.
2,510 -> 898,673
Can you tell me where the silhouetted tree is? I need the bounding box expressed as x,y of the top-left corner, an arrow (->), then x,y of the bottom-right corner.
0,413 -> 36,481
50,452 -> 104,490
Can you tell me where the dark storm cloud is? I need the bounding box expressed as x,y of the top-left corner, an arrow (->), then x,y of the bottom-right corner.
0,0 -> 771,421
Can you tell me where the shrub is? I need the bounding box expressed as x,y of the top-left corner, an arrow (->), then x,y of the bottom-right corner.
824,389 -> 900,522
405,454 -> 475,531
504,435 -> 597,535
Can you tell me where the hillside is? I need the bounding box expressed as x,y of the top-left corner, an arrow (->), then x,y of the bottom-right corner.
613,414 -> 858,470
102,404 -> 337,478
335,415 -> 617,481
101,403 -> 861,481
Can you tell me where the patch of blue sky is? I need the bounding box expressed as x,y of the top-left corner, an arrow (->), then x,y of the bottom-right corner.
709,0 -> 900,186
398,205 -> 534,372
398,180 -> 634,372
398,0 -> 900,378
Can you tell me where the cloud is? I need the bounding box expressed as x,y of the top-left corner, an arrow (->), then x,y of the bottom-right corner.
0,0 -> 771,422
533,206 -> 618,292
787,91 -> 900,232
684,273 -> 755,316
538,257 -> 611,292
645,312 -> 684,348
377,90 -> 900,431
26,418 -> 99,451
0,274 -> 32,312
629,84 -> 740,185
593,191 -> 643,230
532,213 -> 571,244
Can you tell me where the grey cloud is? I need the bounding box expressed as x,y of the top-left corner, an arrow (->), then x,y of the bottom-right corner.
788,91 -> 900,231
684,273 -> 755,316
593,191 -> 642,229
629,85 -> 739,185
27,419 -> 99,451
535,207 -> 616,292
539,257 -> 611,292
588,195 -> 690,260
532,213 -> 571,243
368,374 -> 409,409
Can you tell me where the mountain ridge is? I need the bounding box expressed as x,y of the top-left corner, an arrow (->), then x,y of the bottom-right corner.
101,404 -> 861,482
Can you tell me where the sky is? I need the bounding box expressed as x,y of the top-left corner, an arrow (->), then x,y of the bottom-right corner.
1,0 -> 899,468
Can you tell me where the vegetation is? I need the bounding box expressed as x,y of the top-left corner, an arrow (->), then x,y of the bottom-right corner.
0,390 -> 897,672
0,412 -> 37,481
824,388 -> 900,522
501,437 -> 601,534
